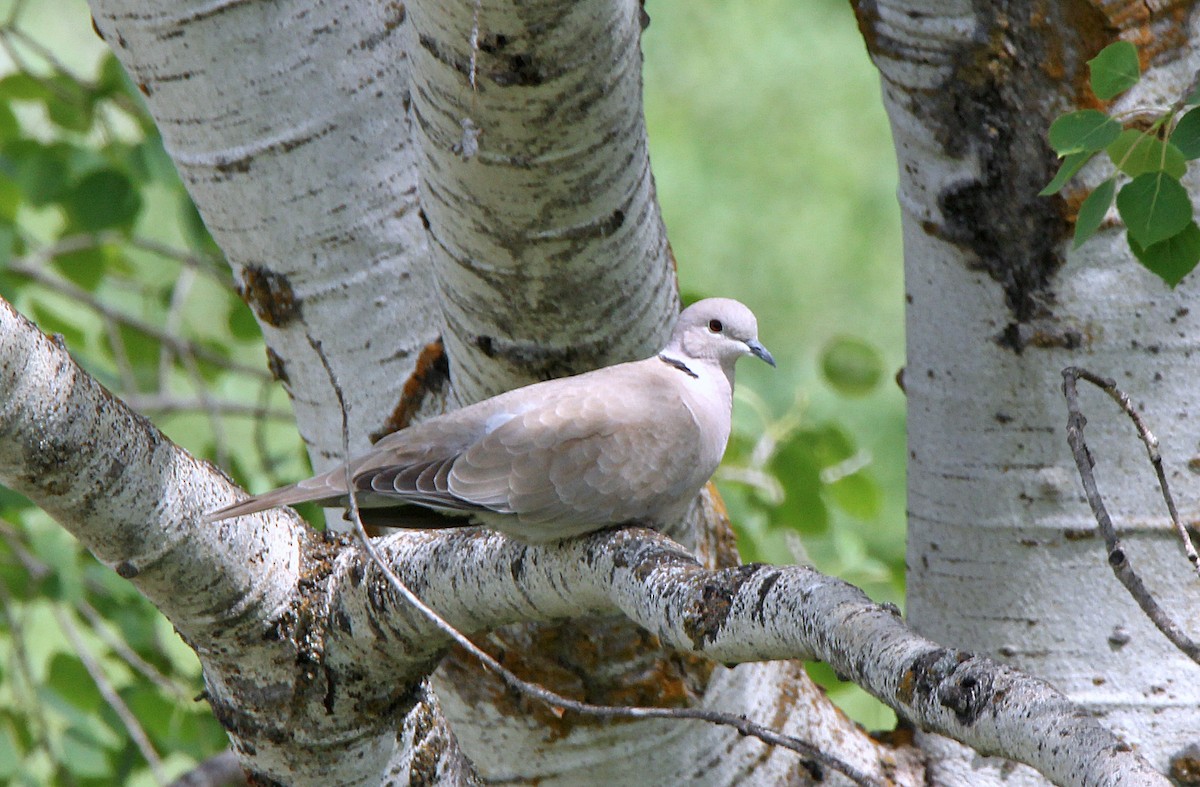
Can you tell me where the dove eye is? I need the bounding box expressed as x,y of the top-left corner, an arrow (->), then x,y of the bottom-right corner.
708,319 -> 723,333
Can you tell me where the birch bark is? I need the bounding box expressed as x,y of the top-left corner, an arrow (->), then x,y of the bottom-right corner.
854,0 -> 1200,780
0,0 -> 1180,782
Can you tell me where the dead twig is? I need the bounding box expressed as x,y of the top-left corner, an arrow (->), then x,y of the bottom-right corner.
1061,366 -> 1200,665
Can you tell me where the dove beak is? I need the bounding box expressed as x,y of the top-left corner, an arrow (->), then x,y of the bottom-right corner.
746,339 -> 776,367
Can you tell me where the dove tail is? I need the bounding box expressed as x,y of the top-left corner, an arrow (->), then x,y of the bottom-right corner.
202,470 -> 348,523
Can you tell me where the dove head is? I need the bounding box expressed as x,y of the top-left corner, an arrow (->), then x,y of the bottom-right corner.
665,298 -> 776,372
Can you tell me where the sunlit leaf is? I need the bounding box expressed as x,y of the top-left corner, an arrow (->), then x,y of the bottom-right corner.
1172,107 -> 1200,159
44,76 -> 95,133
1128,223 -> 1200,288
1116,171 -> 1193,246
1048,110 -> 1121,155
96,54 -> 134,100
58,726 -> 114,779
820,336 -> 883,397
228,301 -> 261,341
0,719 -> 19,779
1040,150 -> 1092,196
0,73 -> 52,102
1073,178 -> 1115,249
27,302 -> 88,351
0,104 -> 18,140
827,471 -> 882,520
1106,129 -> 1186,178
1088,41 -> 1140,100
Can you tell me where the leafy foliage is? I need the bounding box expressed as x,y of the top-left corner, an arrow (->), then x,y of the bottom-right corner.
1043,40 -> 1200,287
0,6 -> 308,783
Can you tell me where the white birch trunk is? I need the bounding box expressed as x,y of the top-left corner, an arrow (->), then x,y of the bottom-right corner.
855,0 -> 1200,780
89,0 -> 440,466
0,0 -> 1180,782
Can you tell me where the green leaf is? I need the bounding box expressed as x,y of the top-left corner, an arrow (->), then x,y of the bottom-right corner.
0,104 -> 18,140
769,458 -> 828,535
0,720 -> 19,779
1117,172 -> 1193,246
0,174 -> 19,222
820,336 -> 883,397
766,424 -> 862,535
0,73 -> 52,102
61,169 -> 142,232
95,54 -> 133,100
1128,222 -> 1200,287
0,224 -> 14,269
180,195 -> 222,257
1,140 -> 72,206
827,471 -> 882,521
1040,150 -> 1092,196
1172,107 -> 1200,159
44,76 -> 95,133
52,246 -> 107,291
1106,129 -> 1186,178
1088,41 -> 1140,100
46,654 -> 102,713
58,726 -> 114,779
27,302 -> 88,350
1073,178 -> 1115,249
110,322 -> 161,390
1048,110 -> 1121,155
228,301 -> 261,341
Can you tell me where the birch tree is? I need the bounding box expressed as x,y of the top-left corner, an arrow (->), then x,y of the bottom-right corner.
854,0 -> 1200,782
0,0 -> 1190,784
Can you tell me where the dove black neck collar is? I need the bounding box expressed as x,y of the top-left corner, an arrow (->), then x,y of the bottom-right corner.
658,353 -> 699,379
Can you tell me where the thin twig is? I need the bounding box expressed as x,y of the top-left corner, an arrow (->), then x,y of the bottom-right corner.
54,606 -> 168,785
252,380 -> 293,484
1061,367 -> 1200,665
307,337 -> 881,787
0,568 -> 52,749
161,266 -> 196,388
103,319 -> 141,393
0,518 -> 51,580
2,520 -> 194,699
3,0 -> 30,27
123,393 -> 293,422
74,597 -> 194,701
7,256 -> 271,381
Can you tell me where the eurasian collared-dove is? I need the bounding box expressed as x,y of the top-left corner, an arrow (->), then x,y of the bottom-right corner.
205,298 -> 774,542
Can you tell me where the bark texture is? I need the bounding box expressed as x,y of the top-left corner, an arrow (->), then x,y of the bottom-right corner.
0,0 -> 1182,783
854,0 -> 1200,780
89,0 -> 440,467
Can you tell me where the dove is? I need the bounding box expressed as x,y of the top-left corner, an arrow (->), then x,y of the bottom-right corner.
205,298 -> 775,543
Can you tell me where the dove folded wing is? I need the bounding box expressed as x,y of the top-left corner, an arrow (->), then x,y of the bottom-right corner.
203,297 -> 769,542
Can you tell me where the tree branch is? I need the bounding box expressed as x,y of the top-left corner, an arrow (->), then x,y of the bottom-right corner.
0,295 -> 471,784
1061,367 -> 1200,665
317,526 -> 1165,787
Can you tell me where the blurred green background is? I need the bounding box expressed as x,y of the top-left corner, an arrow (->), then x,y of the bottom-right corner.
0,0 -> 904,781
